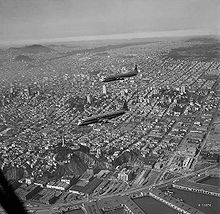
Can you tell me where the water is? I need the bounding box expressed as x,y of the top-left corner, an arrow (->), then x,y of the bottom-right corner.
167,187 -> 220,214
198,176 -> 220,187
133,196 -> 178,214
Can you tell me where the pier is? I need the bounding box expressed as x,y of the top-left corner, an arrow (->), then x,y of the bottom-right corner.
121,196 -> 145,214
173,180 -> 220,197
149,188 -> 204,214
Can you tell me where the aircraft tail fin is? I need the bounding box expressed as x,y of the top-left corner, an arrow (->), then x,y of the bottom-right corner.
134,64 -> 138,73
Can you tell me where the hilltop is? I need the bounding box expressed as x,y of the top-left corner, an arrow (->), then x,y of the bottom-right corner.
14,55 -> 34,62
165,40 -> 220,61
9,44 -> 53,54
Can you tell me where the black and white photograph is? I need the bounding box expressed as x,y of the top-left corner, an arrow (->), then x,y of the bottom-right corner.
0,0 -> 220,214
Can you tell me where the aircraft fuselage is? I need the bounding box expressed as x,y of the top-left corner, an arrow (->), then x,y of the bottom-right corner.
78,109 -> 126,126
102,72 -> 137,83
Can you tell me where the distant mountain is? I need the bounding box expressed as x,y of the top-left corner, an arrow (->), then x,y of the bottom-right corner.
166,42 -> 220,61
9,44 -> 53,54
14,55 -> 34,62
185,36 -> 219,43
0,49 -> 4,55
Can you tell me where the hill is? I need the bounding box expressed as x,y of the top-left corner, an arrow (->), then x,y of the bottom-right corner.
14,55 -> 34,62
9,44 -> 53,54
0,49 -> 4,55
43,152 -> 89,180
166,41 -> 220,61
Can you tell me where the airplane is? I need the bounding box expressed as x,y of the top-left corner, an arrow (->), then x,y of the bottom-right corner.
102,65 -> 138,83
78,101 -> 129,126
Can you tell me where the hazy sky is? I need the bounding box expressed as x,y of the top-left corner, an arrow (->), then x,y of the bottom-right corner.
0,0 -> 219,43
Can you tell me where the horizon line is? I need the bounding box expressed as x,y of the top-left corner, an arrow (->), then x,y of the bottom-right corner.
0,28 -> 218,48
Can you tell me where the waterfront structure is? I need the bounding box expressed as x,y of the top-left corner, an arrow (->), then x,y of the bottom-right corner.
46,181 -> 70,191
122,196 -> 145,214
173,180 -> 220,197
149,188 -> 204,214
